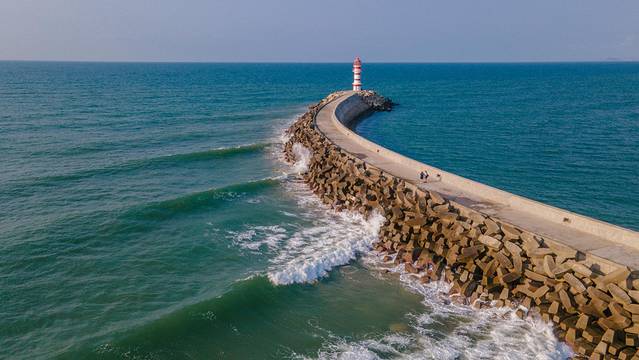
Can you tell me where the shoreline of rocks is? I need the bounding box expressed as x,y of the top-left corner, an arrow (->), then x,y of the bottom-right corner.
283,91 -> 639,359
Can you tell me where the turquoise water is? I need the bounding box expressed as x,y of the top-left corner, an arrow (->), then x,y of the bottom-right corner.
2,62 -> 634,359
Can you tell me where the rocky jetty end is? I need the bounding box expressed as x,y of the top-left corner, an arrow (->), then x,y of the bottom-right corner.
358,90 -> 394,111
283,91 -> 639,359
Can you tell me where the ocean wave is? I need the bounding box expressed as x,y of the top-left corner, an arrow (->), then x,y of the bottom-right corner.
299,254 -> 573,360
160,142 -> 271,162
265,178 -> 385,285
1,176 -> 285,256
134,177 -> 281,220
210,174 -> 385,285
267,210 -> 384,285
8,142 -> 271,191
84,275 -> 281,359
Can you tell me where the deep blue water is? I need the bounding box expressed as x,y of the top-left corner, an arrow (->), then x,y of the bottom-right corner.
358,63 -> 639,231
1,61 -> 635,359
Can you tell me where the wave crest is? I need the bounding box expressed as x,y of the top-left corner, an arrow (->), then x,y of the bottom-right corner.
265,176 -> 385,285
12,143 -> 271,190
134,177 -> 281,220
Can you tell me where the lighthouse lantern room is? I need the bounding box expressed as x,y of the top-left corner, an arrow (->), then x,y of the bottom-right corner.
352,57 -> 362,91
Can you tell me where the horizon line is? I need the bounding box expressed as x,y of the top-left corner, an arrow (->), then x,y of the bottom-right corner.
1,59 -> 639,65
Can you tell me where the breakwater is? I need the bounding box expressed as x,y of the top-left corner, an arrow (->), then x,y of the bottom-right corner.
284,91 -> 639,359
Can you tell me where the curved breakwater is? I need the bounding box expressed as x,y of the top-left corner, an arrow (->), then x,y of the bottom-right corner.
283,91 -> 639,358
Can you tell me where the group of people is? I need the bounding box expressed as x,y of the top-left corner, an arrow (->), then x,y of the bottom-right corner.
419,170 -> 429,182
419,170 -> 440,183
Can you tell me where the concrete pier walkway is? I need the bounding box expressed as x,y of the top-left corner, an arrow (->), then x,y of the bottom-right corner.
315,91 -> 639,270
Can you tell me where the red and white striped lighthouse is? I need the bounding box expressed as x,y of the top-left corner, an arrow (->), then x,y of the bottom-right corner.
352,56 -> 362,91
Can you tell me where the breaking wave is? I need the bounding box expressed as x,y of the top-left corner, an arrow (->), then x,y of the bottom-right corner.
225,174 -> 385,285
297,254 -> 573,360
267,207 -> 385,285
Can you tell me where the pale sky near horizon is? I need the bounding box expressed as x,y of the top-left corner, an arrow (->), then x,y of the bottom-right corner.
1,0 -> 638,62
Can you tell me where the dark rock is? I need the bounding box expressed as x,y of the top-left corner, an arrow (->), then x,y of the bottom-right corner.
358,90 -> 395,111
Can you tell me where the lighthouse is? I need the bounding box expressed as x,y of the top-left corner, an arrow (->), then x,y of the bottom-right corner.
352,57 -> 362,91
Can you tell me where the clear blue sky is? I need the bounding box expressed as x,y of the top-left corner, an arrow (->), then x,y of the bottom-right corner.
1,0 -> 638,62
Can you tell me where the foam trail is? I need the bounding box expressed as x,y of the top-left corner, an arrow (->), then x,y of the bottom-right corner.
229,225 -> 288,251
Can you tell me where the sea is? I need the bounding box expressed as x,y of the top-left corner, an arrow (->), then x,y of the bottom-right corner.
1,62 -> 638,359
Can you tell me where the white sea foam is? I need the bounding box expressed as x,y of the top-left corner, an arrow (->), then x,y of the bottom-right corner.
290,143 -> 312,174
265,177 -> 385,285
266,110 -> 305,167
307,311 -> 570,360
267,208 -> 384,285
300,254 -> 573,360
228,225 -> 288,251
